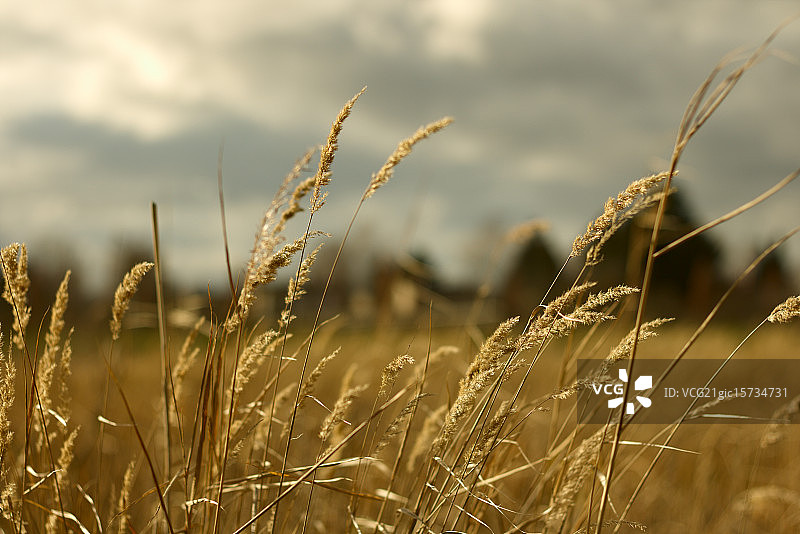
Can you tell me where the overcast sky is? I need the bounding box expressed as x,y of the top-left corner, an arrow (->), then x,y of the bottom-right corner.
2,1 -> 799,294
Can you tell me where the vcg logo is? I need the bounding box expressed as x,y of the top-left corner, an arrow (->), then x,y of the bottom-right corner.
591,369 -> 653,414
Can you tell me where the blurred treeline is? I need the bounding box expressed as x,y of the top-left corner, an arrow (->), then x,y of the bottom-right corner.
1,190 -> 796,339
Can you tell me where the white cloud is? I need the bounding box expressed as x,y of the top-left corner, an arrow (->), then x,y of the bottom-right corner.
413,0 -> 492,62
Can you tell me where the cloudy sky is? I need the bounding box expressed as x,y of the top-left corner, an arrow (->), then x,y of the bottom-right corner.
2,0 -> 799,294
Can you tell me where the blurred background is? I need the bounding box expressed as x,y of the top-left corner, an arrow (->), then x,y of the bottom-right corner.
1,0 -> 799,328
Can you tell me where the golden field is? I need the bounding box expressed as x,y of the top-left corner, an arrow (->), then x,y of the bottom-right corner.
1,26 -> 800,534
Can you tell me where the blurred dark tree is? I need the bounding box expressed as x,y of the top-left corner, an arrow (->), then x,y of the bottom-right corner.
500,189 -> 729,321
589,189 -> 725,318
501,234 -> 560,318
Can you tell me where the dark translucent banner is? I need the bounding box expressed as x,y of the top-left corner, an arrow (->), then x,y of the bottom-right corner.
576,359 -> 800,424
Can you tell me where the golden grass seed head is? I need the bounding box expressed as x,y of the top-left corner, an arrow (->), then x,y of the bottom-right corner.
231,233 -> 286,330
329,364 -> 361,450
278,148 -> 318,230
522,284 -> 638,349
373,393 -> 426,456
116,461 -> 136,534
34,329 -> 74,432
378,353 -> 415,400
319,383 -> 369,445
110,262 -> 154,341
54,328 -> 74,420
761,394 -> 800,448
38,273 -> 73,422
0,243 -> 29,301
1,243 -> 31,350
605,318 -> 674,365
521,283 -> 595,349
767,295 -> 800,324
283,243 -> 324,316
586,187 -> 672,265
45,270 -> 70,356
311,87 -> 367,213
535,282 -> 596,325
0,335 -> 15,465
579,284 -> 639,311
234,157 -> 317,330
231,231 -> 323,331
570,520 -> 648,533
45,514 -> 60,532
546,428 -> 606,531
173,316 -> 206,402
298,347 -> 342,410
234,330 -> 280,396
432,382 -> 479,456
432,318 -> 520,456
0,482 -> 16,520
571,172 -> 669,257
471,400 -> 518,465
56,426 -> 79,484
253,159 -> 305,256
363,117 -> 453,201
464,316 -> 519,383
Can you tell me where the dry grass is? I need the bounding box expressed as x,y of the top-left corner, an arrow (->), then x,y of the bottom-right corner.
1,25 -> 800,534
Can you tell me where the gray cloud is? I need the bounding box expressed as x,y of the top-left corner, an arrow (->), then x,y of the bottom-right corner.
2,0 -> 799,292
